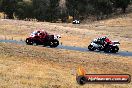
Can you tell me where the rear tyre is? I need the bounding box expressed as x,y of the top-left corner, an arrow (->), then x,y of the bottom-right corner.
88,45 -> 95,51
50,39 -> 59,48
112,46 -> 119,53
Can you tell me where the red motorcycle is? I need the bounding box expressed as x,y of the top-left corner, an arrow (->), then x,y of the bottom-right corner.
25,30 -> 60,47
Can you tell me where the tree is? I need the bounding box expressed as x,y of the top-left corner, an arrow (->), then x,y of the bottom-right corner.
32,0 -> 60,22
15,1 -> 34,19
111,0 -> 131,13
66,0 -> 113,20
59,0 -> 67,22
0,0 -> 21,19
0,0 -> 2,12
32,0 -> 49,21
89,0 -> 113,19
66,0 -> 79,19
0,0 -> 131,21
47,0 -> 60,22
75,0 -> 88,19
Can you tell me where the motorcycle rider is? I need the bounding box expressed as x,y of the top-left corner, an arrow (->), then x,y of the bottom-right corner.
96,36 -> 110,44
88,36 -> 119,53
37,31 -> 41,36
40,30 -> 48,38
30,30 -> 38,37
93,36 -> 111,49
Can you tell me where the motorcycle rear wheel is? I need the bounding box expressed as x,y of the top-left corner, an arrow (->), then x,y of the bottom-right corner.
112,46 -> 119,53
49,39 -> 59,48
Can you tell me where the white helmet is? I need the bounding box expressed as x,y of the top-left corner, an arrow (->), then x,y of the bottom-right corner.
93,39 -> 98,42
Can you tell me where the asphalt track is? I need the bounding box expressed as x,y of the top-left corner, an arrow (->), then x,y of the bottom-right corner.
0,40 -> 132,57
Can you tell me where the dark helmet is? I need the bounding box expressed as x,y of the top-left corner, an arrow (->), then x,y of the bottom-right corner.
37,31 -> 41,33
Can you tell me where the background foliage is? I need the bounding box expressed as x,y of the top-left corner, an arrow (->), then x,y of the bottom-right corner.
0,0 -> 131,21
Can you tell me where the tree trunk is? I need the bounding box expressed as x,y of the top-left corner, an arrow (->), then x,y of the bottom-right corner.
122,7 -> 126,13
7,13 -> 14,19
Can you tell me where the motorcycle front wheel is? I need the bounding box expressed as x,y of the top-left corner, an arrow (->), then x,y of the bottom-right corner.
26,38 -> 34,45
88,45 -> 95,51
